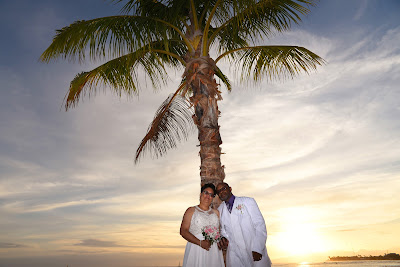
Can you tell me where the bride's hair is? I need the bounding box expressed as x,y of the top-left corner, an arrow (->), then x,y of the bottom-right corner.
200,183 -> 216,194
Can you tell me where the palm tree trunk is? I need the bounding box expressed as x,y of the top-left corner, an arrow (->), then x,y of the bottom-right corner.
184,56 -> 225,190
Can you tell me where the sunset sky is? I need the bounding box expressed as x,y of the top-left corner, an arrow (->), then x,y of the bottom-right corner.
1,0 -> 399,266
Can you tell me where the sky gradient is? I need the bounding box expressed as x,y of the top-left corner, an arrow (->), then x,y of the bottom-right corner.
1,0 -> 400,266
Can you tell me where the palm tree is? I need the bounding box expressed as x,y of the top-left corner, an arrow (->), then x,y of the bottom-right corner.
41,0 -> 324,189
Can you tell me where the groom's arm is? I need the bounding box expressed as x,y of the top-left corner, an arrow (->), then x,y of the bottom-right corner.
246,198 -> 267,254
217,205 -> 229,238
217,205 -> 229,250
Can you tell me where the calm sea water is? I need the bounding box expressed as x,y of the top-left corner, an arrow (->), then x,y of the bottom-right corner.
150,261 -> 400,267
274,261 -> 400,267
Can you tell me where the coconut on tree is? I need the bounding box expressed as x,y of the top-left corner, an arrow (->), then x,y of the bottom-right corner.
41,0 -> 324,192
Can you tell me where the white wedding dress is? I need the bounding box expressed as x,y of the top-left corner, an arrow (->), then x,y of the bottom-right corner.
182,206 -> 225,267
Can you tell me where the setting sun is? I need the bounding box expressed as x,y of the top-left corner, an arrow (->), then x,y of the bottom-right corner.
274,207 -> 327,256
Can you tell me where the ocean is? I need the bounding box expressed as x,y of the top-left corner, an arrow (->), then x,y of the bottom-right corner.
151,262 -> 400,267
273,261 -> 400,267
156,261 -> 400,267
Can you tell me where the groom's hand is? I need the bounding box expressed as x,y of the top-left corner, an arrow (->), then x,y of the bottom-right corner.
217,237 -> 229,250
252,251 -> 262,261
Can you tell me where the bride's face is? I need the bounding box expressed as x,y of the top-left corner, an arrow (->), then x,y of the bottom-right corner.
200,187 -> 215,206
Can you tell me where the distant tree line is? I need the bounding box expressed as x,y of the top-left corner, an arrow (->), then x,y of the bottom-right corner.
329,253 -> 400,261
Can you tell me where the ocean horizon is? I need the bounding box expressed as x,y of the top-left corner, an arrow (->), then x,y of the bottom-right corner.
133,261 -> 400,267
273,260 -> 400,267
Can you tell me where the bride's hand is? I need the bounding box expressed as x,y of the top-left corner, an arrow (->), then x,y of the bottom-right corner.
200,240 -> 211,251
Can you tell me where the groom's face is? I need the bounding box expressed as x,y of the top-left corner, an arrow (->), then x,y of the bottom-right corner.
216,184 -> 232,201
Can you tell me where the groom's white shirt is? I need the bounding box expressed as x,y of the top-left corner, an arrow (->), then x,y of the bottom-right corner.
218,196 -> 271,267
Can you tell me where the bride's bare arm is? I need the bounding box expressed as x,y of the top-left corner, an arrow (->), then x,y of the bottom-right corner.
180,207 -> 211,250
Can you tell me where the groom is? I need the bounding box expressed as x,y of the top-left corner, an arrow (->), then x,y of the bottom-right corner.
216,182 -> 271,267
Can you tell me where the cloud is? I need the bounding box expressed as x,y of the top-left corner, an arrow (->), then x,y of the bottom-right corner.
74,239 -> 185,249
381,217 -> 400,225
353,0 -> 368,21
336,229 -> 358,232
74,239 -> 127,248
0,242 -> 27,248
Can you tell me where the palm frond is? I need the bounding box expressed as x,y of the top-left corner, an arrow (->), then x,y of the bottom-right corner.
64,46 -> 185,110
116,0 -> 169,15
149,39 -> 188,67
216,45 -> 325,82
116,0 -> 187,18
215,66 -> 232,91
209,0 -> 317,52
135,85 -> 195,163
40,15 -> 185,63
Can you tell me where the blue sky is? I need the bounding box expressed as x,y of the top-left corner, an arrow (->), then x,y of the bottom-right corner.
0,0 -> 400,266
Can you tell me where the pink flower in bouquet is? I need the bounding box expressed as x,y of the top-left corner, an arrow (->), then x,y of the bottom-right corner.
202,225 -> 222,245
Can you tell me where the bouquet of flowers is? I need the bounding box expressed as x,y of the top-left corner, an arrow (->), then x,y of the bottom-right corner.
202,225 -> 222,245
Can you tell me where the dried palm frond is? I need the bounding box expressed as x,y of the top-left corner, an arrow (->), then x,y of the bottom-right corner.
135,85 -> 194,163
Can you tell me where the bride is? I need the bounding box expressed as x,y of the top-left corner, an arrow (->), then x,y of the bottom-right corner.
180,183 -> 224,267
